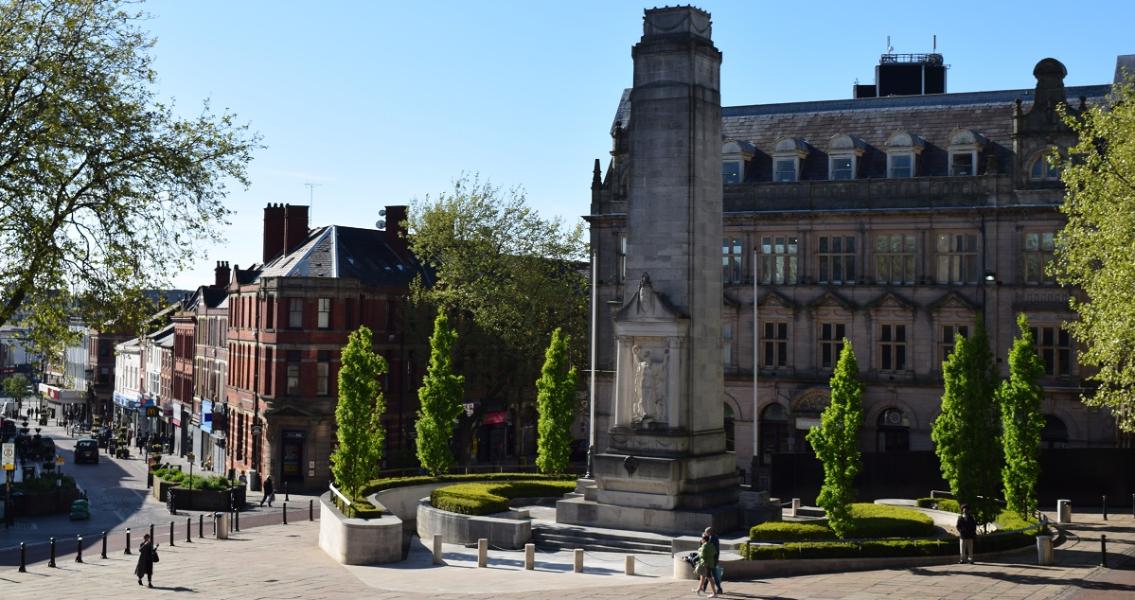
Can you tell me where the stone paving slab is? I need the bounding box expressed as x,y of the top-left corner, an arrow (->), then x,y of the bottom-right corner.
2,512 -> 1133,599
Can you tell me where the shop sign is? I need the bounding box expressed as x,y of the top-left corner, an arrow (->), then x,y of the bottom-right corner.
2,443 -> 14,471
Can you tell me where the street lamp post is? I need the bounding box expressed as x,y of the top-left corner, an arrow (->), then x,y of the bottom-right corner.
187,452 -> 195,491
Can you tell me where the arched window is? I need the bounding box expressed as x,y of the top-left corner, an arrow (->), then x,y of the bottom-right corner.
758,403 -> 790,462
1041,414 -> 1069,448
722,140 -> 755,184
885,131 -> 924,178
772,138 -> 809,182
876,407 -> 910,452
1029,155 -> 1061,181
948,129 -> 987,176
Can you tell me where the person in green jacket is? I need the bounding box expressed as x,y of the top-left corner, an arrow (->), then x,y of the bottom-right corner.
694,533 -> 717,597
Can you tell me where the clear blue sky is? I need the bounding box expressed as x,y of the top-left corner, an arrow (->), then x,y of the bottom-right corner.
147,0 -> 1135,289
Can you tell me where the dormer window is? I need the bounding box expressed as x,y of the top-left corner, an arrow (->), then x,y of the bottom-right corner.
1029,150 -> 1061,181
828,134 -> 865,180
721,139 -> 755,184
884,131 -> 925,178
773,137 -> 809,182
948,129 -> 987,176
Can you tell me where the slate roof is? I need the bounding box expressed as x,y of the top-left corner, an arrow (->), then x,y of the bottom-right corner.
719,85 -> 1111,181
256,225 -> 430,288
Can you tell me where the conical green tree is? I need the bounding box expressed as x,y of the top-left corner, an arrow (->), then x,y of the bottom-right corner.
330,326 -> 388,509
535,328 -> 579,475
415,313 -> 465,476
998,314 -> 1045,517
932,319 -> 1002,526
805,340 -> 863,539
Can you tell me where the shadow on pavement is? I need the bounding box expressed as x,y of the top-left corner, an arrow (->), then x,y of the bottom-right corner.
907,564 -> 1135,594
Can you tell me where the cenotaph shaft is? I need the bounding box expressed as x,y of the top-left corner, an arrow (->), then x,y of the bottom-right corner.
557,6 -> 739,534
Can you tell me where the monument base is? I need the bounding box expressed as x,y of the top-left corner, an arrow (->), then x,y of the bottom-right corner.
555,494 -> 740,535
592,450 -> 739,510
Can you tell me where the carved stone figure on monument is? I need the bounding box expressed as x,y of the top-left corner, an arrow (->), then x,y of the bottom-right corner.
651,347 -> 669,423
631,344 -> 651,422
635,273 -> 655,316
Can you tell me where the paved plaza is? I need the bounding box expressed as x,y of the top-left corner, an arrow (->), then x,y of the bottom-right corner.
2,508 -> 1132,599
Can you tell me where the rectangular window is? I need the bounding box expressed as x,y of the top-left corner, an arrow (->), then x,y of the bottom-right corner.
762,322 -> 788,368
318,298 -> 331,329
874,234 -> 916,285
265,297 -> 275,329
286,350 -> 300,395
819,322 -> 846,369
940,324 -> 969,364
774,158 -> 797,182
879,324 -> 908,372
288,298 -> 304,328
1031,326 -> 1072,376
316,351 -> 330,396
818,235 -> 857,284
722,160 -> 741,184
722,237 -> 744,284
1023,232 -> 1056,284
759,235 -> 799,284
950,152 -> 975,176
889,154 -> 913,178
935,233 -> 978,284
830,156 -> 853,180
617,234 -> 627,283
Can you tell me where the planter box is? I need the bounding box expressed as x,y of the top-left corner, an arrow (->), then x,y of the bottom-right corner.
318,493 -> 402,565
155,477 -> 246,511
16,488 -> 81,516
416,498 -> 531,549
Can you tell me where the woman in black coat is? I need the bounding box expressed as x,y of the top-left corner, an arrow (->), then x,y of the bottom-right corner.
134,533 -> 158,587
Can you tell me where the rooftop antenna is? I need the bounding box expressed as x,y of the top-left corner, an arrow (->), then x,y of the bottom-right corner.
304,182 -> 322,222
886,35 -> 893,54
933,34 -> 937,51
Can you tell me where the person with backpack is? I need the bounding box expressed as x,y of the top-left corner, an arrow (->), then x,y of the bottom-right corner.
703,526 -> 724,594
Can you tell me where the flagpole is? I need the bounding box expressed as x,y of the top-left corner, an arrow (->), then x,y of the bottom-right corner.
752,248 -> 760,485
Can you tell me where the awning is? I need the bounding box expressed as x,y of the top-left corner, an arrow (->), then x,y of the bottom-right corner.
38,383 -> 85,404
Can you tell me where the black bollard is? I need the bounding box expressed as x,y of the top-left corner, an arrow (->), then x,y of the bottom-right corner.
1101,534 -> 1108,567
186,517 -> 191,543
284,481 -> 289,502
48,537 -> 56,567
125,528 -> 132,555
283,502 -> 287,525
18,542 -> 26,572
169,521 -> 175,546
149,523 -> 155,544
75,535 -> 83,563
1102,495 -> 1108,520
309,499 -> 314,521
235,508 -> 240,532
101,531 -> 107,559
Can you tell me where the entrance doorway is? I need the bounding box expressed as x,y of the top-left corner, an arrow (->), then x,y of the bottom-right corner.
280,430 -> 305,484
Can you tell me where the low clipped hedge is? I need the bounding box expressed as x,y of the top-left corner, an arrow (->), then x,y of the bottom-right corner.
430,480 -> 576,516
915,497 -> 961,513
360,472 -> 570,497
743,538 -> 952,559
749,503 -> 935,541
153,467 -> 232,491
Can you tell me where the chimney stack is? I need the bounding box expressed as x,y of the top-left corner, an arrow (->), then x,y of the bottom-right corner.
383,205 -> 408,255
283,204 -> 310,256
214,261 -> 231,288
263,203 -> 286,263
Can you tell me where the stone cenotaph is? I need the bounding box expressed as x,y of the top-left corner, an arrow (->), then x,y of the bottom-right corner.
557,6 -> 739,534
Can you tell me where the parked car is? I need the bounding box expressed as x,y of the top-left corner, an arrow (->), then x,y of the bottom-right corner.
75,438 -> 99,464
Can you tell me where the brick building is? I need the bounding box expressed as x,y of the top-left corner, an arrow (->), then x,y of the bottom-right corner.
225,203 -> 428,491
588,46 -> 1129,484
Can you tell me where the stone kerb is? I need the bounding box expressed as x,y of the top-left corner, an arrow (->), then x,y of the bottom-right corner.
369,482 -> 448,520
416,498 -> 532,549
318,492 -> 402,565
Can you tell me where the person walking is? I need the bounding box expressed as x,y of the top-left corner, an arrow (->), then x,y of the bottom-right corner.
693,533 -> 717,597
956,503 -> 977,564
134,533 -> 159,587
261,475 -> 274,508
703,526 -> 724,594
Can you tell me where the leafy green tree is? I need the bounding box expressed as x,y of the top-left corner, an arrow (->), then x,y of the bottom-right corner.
330,326 -> 387,508
997,314 -> 1046,517
805,340 -> 863,539
2,374 -> 31,411
0,0 -> 258,360
535,328 -> 579,475
415,313 -> 465,476
407,175 -> 587,458
1052,77 -> 1135,431
932,320 -> 1002,526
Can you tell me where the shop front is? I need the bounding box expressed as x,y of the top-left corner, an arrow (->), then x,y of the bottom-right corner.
38,383 -> 86,425
112,391 -> 139,431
